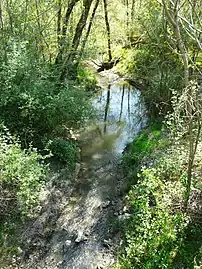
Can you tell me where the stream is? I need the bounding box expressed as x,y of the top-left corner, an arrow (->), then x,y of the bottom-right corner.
17,76 -> 147,269
93,79 -> 147,154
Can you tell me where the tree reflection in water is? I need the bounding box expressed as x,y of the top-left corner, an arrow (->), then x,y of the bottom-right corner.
93,80 -> 147,154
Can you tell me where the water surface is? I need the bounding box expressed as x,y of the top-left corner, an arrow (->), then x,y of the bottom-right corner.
92,80 -> 147,154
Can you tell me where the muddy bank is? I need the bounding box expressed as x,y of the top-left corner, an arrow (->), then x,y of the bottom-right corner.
8,133 -> 129,269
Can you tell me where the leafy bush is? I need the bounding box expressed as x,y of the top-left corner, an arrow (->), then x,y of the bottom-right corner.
77,65 -> 97,91
173,223 -> 202,269
119,167 -> 188,269
118,121 -> 198,269
0,41 -> 93,149
117,37 -> 183,116
0,129 -> 46,216
49,139 -> 78,171
0,127 -> 46,263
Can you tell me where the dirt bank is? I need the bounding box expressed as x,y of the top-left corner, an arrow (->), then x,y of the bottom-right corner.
7,127 -> 129,269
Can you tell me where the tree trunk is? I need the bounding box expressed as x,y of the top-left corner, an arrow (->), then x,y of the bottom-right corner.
57,0 -> 62,49
35,0 -> 45,60
55,0 -> 80,64
162,0 -> 197,212
162,0 -> 189,86
23,0 -> 28,34
119,85 -> 125,122
130,0 -> 135,38
131,0 -> 135,22
71,0 -> 93,54
60,0 -> 93,80
103,0 -> 112,61
0,0 -> 7,63
104,85 -> 111,133
6,0 -> 13,33
79,0 -> 100,58
125,0 -> 129,39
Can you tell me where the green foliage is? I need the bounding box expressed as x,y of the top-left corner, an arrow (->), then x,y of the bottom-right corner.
130,127 -> 161,158
49,139 -> 78,171
119,118 -> 202,268
118,167 -> 188,269
0,1 -> 201,267
123,122 -> 166,168
0,218 -> 21,265
0,42 -> 93,148
118,46 -> 183,115
115,0 -> 185,116
0,129 -> 46,216
0,127 -> 46,263
118,119 -> 202,268
173,223 -> 202,269
77,65 -> 97,91
165,84 -> 202,142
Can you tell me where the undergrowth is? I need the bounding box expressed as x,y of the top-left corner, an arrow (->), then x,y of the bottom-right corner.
49,138 -> 78,171
0,127 -> 46,263
117,123 -> 202,269
0,41 -> 94,159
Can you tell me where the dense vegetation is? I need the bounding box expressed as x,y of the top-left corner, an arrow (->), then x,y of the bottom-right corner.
120,121 -> 202,268
0,0 -> 202,267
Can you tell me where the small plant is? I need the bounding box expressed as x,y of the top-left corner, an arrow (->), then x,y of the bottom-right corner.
118,122 -> 195,269
77,65 -> 97,91
165,83 -> 202,210
49,139 -> 78,171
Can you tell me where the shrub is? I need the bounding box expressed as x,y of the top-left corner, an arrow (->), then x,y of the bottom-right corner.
117,44 -> 183,116
118,122 -> 193,269
77,65 -> 97,91
0,129 -> 46,217
0,41 -> 93,149
0,127 -> 46,263
119,167 -> 188,269
49,139 -> 78,171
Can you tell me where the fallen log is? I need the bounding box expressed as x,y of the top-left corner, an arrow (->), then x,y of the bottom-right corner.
96,57 -> 120,72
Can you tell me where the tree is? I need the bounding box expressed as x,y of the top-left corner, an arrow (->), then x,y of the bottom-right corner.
103,0 -> 112,61
79,0 -> 100,58
159,0 -> 202,210
60,0 -> 94,79
55,0 -> 80,64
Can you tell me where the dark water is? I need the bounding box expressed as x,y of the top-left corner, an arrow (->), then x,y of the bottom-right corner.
92,80 -> 147,154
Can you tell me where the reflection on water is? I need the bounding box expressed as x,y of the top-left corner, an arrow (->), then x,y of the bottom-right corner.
93,80 -> 147,154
